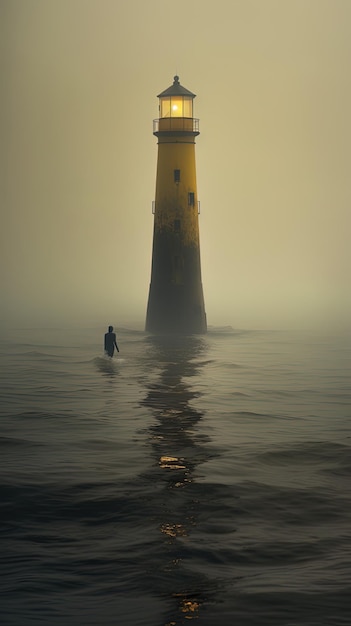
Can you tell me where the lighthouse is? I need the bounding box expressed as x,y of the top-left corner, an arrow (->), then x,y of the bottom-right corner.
145,76 -> 207,334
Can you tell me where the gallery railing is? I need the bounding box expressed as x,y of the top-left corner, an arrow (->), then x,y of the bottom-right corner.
153,118 -> 200,134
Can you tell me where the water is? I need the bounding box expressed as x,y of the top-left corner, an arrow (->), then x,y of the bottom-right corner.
1,326 -> 350,625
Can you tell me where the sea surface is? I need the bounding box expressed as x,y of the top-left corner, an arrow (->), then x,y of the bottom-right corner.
0,326 -> 350,626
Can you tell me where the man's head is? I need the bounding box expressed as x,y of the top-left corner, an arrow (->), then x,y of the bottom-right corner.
108,326 -> 113,333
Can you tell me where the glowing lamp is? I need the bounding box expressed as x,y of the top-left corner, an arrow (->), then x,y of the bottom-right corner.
158,75 -> 195,118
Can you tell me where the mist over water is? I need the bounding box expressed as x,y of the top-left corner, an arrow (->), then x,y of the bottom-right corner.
1,325 -> 350,625
2,1 -> 351,332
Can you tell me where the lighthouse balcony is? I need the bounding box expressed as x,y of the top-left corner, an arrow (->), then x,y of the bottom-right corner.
153,117 -> 199,135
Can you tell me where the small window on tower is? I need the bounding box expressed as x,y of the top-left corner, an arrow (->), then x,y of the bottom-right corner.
174,219 -> 181,232
174,169 -> 180,183
188,192 -> 195,206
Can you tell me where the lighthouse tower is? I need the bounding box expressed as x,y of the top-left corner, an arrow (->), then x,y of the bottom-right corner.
146,76 -> 207,334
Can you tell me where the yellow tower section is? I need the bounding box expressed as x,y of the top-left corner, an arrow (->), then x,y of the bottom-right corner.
146,76 -> 207,334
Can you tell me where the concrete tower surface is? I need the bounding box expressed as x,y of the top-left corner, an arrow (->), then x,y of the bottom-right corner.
146,76 -> 207,334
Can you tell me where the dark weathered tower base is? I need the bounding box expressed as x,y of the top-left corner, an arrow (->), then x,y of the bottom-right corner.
146,236 -> 206,334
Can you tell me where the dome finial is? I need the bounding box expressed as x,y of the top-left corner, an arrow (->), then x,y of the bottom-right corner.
173,75 -> 179,84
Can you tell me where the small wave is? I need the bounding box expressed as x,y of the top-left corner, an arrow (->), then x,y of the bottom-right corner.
258,440 -> 350,462
233,410 -> 274,418
193,359 -> 215,366
0,436 -> 42,447
207,325 -> 246,336
207,326 -> 265,337
255,441 -> 351,479
15,351 -> 65,361
258,388 -> 295,397
222,361 -> 244,369
12,410 -> 74,420
93,356 -> 123,375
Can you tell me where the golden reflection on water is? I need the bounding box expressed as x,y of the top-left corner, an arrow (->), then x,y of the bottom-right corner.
159,455 -> 187,470
164,593 -> 200,623
173,593 -> 200,620
181,599 -> 200,616
141,335 -> 208,623
160,523 -> 188,538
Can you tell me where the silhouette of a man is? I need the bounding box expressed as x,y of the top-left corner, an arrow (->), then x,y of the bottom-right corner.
104,325 -> 119,358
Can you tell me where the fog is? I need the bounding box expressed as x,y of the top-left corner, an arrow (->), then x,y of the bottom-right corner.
2,0 -> 350,330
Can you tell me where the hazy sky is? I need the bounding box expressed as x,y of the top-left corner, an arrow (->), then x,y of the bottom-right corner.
2,0 -> 350,330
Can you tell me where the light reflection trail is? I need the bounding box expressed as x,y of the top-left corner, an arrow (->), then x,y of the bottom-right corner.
141,334 -> 213,624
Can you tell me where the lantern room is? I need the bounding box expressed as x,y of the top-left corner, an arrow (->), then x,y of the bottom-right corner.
158,75 -> 196,119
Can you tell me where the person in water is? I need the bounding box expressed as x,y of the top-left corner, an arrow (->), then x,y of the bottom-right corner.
104,325 -> 119,357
